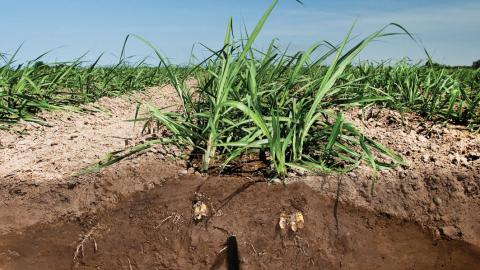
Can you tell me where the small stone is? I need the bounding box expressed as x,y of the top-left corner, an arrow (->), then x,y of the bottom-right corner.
439,225 -> 462,239
294,169 -> 306,176
421,155 -> 431,163
430,143 -> 440,151
347,172 -> 357,179
45,140 -> 58,146
418,135 -> 428,143
433,196 -> 442,206
270,178 -> 282,184
179,169 -> 188,175
17,140 -> 28,146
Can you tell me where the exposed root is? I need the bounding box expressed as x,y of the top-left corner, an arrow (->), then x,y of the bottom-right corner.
127,258 -> 133,270
73,225 -> 98,263
155,212 -> 182,228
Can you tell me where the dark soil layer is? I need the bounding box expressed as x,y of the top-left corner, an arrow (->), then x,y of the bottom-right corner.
1,173 -> 479,270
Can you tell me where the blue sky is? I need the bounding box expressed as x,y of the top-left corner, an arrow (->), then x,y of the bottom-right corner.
1,0 -> 479,66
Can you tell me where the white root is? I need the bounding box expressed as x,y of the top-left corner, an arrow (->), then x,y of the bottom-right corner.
73,226 -> 98,262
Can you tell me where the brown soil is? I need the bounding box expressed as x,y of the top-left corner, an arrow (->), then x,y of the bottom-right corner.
1,173 -> 479,270
0,84 -> 182,183
1,85 -> 480,269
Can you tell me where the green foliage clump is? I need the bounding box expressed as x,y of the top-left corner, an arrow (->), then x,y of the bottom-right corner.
112,0 -> 406,181
0,51 -> 176,125
343,61 -> 480,128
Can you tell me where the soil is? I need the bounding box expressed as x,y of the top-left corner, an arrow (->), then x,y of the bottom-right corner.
0,84 -> 182,183
1,85 -> 479,269
1,175 -> 479,270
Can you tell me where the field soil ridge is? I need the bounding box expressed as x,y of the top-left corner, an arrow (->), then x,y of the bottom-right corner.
0,84 -> 479,269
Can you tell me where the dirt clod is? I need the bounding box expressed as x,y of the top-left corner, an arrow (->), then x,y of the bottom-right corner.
440,225 -> 463,239
433,196 -> 443,206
